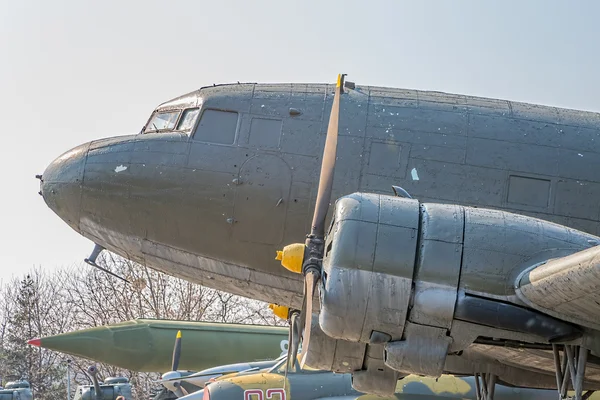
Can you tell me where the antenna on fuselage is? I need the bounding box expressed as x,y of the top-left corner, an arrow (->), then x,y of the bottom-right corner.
84,243 -> 130,284
391,185 -> 413,199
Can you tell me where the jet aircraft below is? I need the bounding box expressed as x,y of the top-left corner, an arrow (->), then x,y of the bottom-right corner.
193,354 -> 573,400
39,75 -> 600,399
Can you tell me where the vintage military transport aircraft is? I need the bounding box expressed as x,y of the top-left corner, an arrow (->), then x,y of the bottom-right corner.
39,75 -> 600,399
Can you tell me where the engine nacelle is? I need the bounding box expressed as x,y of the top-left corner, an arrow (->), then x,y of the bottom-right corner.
319,193 -> 461,377
316,192 -> 592,381
301,314 -> 364,373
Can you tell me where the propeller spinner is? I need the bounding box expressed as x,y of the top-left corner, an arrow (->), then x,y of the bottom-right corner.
277,73 -> 345,376
158,330 -> 189,397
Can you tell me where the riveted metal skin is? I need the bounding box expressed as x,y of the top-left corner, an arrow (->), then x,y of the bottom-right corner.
300,315 -> 365,374
319,193 -> 419,344
41,81 -> 600,397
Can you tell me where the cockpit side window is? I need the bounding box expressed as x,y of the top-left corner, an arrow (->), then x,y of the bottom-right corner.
177,108 -> 200,131
144,110 -> 180,133
193,109 -> 238,145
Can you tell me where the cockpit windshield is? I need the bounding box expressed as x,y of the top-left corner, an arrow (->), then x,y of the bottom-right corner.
144,110 -> 180,133
177,108 -> 200,131
143,107 -> 200,134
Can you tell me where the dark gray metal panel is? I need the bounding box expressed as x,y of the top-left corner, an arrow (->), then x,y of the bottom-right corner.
368,87 -> 419,106
200,86 -> 253,114
464,95 -> 511,117
366,141 -> 410,178
368,126 -> 466,154
510,101 -> 560,123
248,117 -> 282,149
278,153 -> 317,184
358,173 -> 402,195
404,159 -> 508,207
87,140 -> 136,165
130,137 -> 189,167
409,142 -> 466,164
558,147 -> 600,182
187,143 -> 246,174
554,180 -> 600,220
507,175 -> 552,209
288,90 -> 326,121
367,104 -> 468,136
556,106 -> 600,128
466,137 -> 560,176
251,85 -> 291,118
468,114 -> 562,147
280,118 -> 323,157
233,154 -> 291,245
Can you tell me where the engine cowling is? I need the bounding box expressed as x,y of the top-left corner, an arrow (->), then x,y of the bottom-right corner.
303,192 -> 591,394
318,193 -> 460,378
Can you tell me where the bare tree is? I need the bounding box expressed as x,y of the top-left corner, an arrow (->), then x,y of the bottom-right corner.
0,252 -> 286,399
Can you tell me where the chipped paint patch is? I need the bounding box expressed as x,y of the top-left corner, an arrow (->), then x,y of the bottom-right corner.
115,165 -> 127,173
411,168 -> 420,181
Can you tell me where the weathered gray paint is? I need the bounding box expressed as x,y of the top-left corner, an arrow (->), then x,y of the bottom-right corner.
40,82 -> 600,395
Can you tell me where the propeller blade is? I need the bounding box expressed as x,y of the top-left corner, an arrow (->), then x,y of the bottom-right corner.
311,73 -> 345,238
299,270 -> 319,368
172,330 -> 182,371
285,312 -> 300,374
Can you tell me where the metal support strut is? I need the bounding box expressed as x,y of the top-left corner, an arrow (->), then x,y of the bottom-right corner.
474,373 -> 496,400
552,344 -> 594,400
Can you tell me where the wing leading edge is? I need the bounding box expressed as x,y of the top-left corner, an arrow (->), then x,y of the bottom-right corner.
515,245 -> 600,332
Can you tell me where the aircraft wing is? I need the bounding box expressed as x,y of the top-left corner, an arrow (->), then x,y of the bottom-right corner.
515,245 -> 600,331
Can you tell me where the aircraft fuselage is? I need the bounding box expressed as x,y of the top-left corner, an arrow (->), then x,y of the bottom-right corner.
41,82 -> 600,310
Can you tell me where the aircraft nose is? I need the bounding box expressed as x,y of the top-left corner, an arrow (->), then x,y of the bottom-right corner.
40,142 -> 90,232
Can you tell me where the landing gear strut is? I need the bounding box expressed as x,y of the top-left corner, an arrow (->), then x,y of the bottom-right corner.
474,372 -> 496,400
552,344 -> 594,400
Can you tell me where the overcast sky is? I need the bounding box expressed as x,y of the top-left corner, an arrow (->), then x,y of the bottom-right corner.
1,0 -> 599,284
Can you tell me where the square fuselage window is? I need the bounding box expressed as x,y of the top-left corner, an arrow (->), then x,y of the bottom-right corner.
194,109 -> 238,145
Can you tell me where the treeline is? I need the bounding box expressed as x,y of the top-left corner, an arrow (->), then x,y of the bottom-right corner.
0,253 -> 284,400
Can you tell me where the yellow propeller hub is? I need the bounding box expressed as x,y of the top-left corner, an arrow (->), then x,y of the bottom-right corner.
269,304 -> 289,320
275,243 -> 305,274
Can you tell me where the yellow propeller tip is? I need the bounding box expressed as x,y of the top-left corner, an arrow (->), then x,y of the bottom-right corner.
336,74 -> 342,88
176,330 -> 182,339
